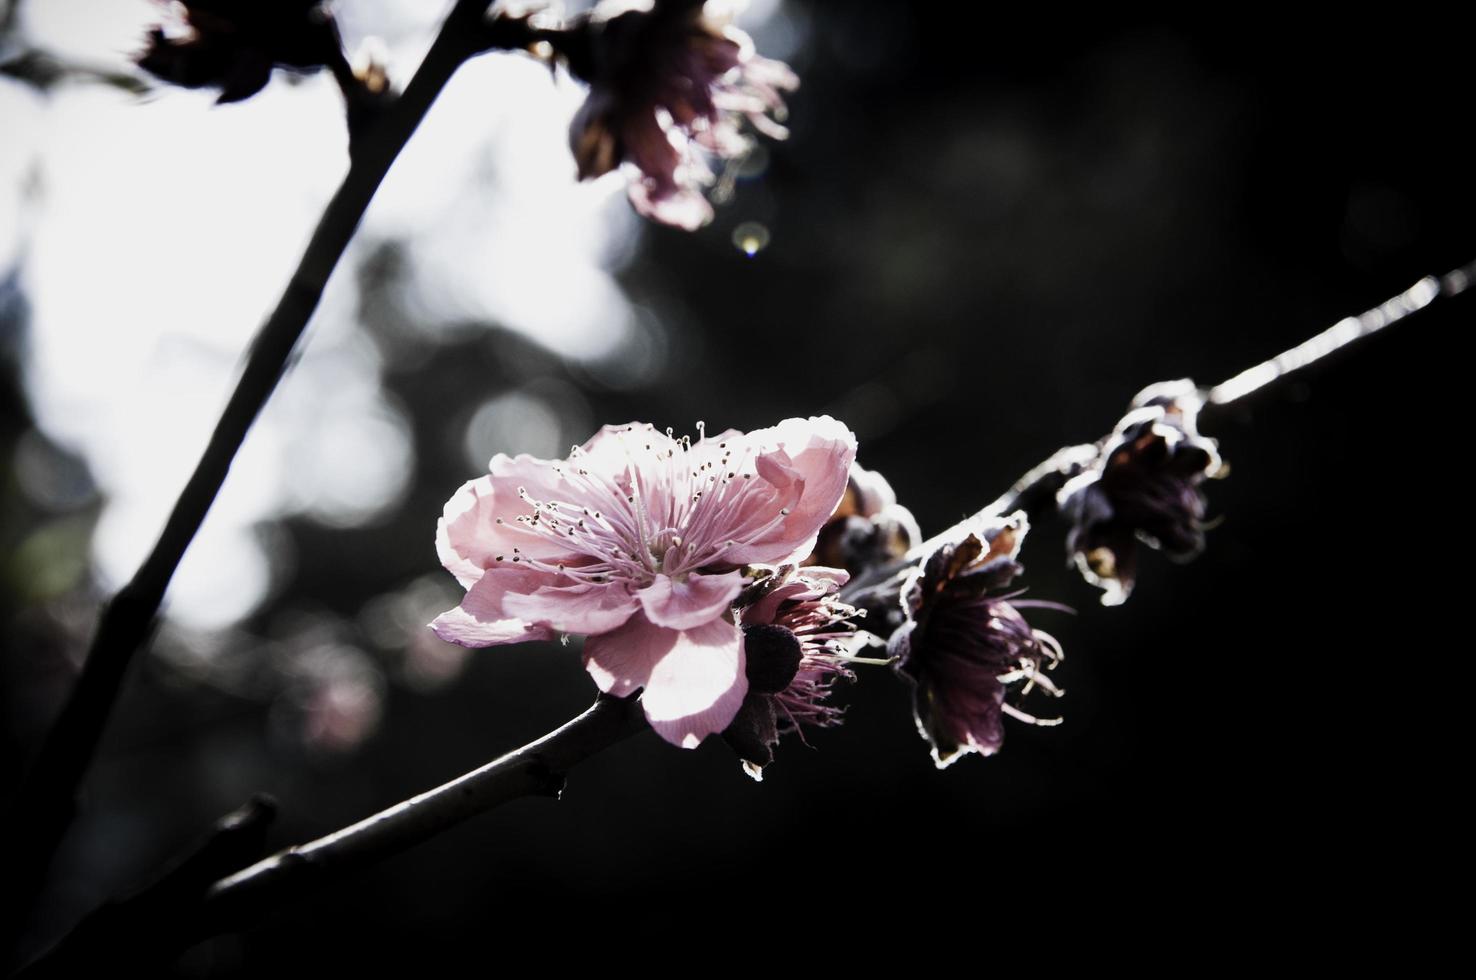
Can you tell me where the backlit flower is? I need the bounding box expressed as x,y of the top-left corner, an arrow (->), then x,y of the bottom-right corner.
137,0 -> 342,104
1057,380 -> 1226,605
723,566 -> 861,780
890,514 -> 1065,768
806,463 -> 920,578
563,0 -> 799,229
433,417 -> 856,748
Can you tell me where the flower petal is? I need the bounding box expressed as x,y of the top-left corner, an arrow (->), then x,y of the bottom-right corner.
430,569 -> 557,648
581,614 -> 659,699
501,580 -> 640,635
437,455 -> 588,588
583,613 -> 747,747
641,617 -> 748,748
637,570 -> 744,630
724,416 -> 857,565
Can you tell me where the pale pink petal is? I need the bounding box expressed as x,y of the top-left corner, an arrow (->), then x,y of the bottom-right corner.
581,611 -> 666,698
684,426 -> 745,470
431,570 -> 558,648
438,455 -> 588,587
575,421 -> 669,485
724,416 -> 857,565
430,606 -> 554,648
639,617 -> 747,748
501,580 -> 640,635
582,613 -> 747,747
637,570 -> 744,630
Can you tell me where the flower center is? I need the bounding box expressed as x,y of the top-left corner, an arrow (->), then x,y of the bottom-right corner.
502,423 -> 795,587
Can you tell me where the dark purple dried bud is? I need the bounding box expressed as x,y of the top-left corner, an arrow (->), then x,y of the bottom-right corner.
890,515 -> 1065,768
137,0 -> 341,104
1057,379 -> 1227,605
722,567 -> 860,780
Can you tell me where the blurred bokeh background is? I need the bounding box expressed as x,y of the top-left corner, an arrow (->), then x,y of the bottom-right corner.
4,0 -> 1472,968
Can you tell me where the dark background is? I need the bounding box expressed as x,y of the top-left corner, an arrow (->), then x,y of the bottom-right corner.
4,3 -> 1472,969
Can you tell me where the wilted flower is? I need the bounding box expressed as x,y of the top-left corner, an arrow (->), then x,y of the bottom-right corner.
562,0 -> 799,229
806,463 -> 920,576
723,566 -> 861,780
433,417 -> 856,748
1057,380 -> 1226,605
890,514 -> 1064,769
137,0 -> 342,104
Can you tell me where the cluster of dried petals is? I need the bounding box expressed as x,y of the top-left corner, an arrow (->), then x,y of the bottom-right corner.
723,567 -> 862,780
433,417 -> 856,748
889,514 -> 1064,769
1057,380 -> 1226,605
137,0 -> 342,104
806,464 -> 920,580
561,0 -> 799,229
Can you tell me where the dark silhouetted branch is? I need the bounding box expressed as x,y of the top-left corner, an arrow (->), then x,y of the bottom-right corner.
4,0 -> 500,929
17,697 -> 646,977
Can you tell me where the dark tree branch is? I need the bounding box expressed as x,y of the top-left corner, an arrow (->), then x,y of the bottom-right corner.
4,0 -> 500,930
17,696 -> 647,976
16,797 -> 278,979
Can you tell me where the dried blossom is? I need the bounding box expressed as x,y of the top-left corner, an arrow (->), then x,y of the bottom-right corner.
137,0 -> 342,104
561,0 -> 798,229
806,463 -> 920,579
723,566 -> 861,780
890,514 -> 1065,768
1057,380 -> 1226,605
433,417 -> 855,748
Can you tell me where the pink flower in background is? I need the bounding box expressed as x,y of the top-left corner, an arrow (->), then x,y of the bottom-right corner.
564,0 -> 799,229
433,417 -> 856,747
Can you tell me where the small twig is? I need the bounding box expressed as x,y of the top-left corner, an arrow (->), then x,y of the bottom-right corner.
1207,259 -> 1475,407
17,696 -> 646,975
843,260 -> 1475,605
3,0 -> 499,927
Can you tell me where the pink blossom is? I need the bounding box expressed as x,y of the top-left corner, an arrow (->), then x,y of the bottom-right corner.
564,0 -> 799,230
433,417 -> 856,748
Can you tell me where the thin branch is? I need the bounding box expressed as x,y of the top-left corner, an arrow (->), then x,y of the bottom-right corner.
843,259 -> 1475,605
4,0 -> 499,925
1207,260 -> 1475,406
17,696 -> 647,976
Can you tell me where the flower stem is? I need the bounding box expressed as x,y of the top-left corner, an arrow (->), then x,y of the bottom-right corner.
3,0 -> 498,929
